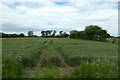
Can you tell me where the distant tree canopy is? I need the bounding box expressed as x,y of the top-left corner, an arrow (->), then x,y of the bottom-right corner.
40,30 -> 69,38
28,31 -> 34,37
70,25 -> 110,41
0,33 -> 25,38
1,25 -> 113,40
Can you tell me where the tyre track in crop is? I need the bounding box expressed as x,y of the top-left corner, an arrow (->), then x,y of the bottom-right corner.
53,40 -> 75,73
23,41 -> 49,78
37,40 -> 49,67
37,39 -> 69,68
56,44 -> 73,73
49,39 -> 69,67
24,39 -> 73,77
37,47 -> 45,67
58,53 -> 69,67
55,45 -> 69,67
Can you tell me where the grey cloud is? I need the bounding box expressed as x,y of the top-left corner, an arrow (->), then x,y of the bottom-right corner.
2,23 -> 40,32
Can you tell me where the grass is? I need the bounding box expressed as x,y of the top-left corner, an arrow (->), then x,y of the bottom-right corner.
31,67 -> 61,78
2,37 -> 118,78
72,57 -> 118,78
0,38 -> 2,78
2,38 -> 44,78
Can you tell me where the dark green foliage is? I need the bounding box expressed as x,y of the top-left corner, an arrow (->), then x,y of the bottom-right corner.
67,56 -> 82,66
41,31 -> 45,37
40,30 -> 69,38
69,30 -> 78,39
52,30 -> 56,37
70,25 -> 110,41
2,59 -> 23,78
60,32 -> 69,38
41,30 -> 57,37
67,56 -> 94,66
0,33 -> 25,38
19,33 -> 25,37
28,31 -> 34,37
58,31 -> 69,38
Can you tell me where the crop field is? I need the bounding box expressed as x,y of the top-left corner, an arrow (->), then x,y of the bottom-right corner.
2,38 -> 118,78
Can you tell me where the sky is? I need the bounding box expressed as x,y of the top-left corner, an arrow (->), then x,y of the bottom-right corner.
0,0 -> 119,36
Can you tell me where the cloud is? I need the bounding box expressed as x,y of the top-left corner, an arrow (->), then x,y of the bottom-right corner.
0,0 -> 118,36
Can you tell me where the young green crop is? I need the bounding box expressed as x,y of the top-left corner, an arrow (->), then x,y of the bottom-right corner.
2,38 -> 118,78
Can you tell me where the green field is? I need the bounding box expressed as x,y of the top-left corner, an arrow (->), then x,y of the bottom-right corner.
2,38 -> 118,78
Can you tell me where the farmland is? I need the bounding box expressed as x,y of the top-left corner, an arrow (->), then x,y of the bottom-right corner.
2,38 -> 118,78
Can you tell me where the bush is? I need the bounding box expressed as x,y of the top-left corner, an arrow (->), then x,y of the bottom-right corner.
67,56 -> 94,67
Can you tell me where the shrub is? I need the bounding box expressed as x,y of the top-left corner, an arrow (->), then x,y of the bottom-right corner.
67,56 -> 82,66
67,56 -> 94,67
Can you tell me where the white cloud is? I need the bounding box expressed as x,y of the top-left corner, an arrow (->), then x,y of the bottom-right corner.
0,0 -> 118,36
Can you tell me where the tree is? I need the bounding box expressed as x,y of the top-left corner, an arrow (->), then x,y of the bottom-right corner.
59,31 -> 63,37
1,33 -> 26,38
69,25 -> 110,41
9,34 -> 18,37
19,33 -> 25,37
69,30 -> 79,39
45,30 -> 50,37
52,30 -> 56,37
61,32 -> 69,38
78,31 -> 85,39
99,30 -> 108,41
84,25 -> 108,41
107,33 -> 110,38
28,31 -> 34,37
1,33 -> 9,38
34,35 -> 38,37
84,25 -> 102,40
44,30 -> 53,37
41,31 -> 45,37
49,30 -> 53,37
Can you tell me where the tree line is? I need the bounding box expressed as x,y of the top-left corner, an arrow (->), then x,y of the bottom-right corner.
41,30 -> 69,38
0,25 -> 116,41
0,33 -> 25,38
0,30 -> 69,38
70,25 -> 111,41
27,30 -> 69,38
